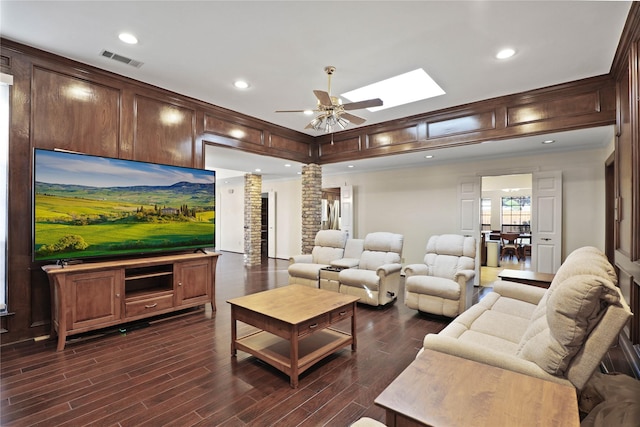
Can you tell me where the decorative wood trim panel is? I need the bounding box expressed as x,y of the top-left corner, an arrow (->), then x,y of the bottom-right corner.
506,92 -> 600,126
132,94 -> 195,167
611,2 -> 640,80
369,126 -> 419,148
318,75 -> 616,163
1,54 -> 11,69
31,66 -> 120,157
319,135 -> 361,159
268,133 -> 312,158
204,115 -> 263,146
427,111 -> 496,138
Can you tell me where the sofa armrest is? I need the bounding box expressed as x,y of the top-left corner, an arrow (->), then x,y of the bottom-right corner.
422,334 -> 572,387
378,263 -> 403,302
492,279 -> 547,305
404,264 -> 428,277
454,269 -> 475,283
289,254 -> 313,265
377,263 -> 402,276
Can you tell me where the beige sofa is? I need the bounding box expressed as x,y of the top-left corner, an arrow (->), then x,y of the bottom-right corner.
421,246 -> 632,391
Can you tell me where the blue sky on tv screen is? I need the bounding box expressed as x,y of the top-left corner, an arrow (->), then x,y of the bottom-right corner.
35,149 -> 215,187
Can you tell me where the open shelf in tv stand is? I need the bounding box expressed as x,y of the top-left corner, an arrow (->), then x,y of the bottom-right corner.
43,251 -> 220,351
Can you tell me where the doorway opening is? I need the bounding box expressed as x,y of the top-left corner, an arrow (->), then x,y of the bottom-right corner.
479,173 -> 533,287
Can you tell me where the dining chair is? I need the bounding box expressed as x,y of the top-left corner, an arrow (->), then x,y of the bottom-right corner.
500,232 -> 521,260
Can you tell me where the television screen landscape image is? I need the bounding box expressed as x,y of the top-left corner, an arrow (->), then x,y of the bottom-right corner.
33,149 -> 215,262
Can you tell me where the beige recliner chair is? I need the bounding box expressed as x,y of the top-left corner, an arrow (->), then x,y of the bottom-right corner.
338,232 -> 404,306
404,234 -> 476,317
288,229 -> 348,288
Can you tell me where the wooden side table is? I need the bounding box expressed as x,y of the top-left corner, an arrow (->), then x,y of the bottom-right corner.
375,349 -> 579,427
498,269 -> 555,288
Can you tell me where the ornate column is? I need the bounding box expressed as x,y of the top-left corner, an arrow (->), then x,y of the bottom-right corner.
301,164 -> 322,254
244,173 -> 262,266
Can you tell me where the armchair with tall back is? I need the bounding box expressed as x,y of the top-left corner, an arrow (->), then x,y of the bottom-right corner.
288,229 -> 348,288
404,234 -> 477,317
338,232 -> 404,306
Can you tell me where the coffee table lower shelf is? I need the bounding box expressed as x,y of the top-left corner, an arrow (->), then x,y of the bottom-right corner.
235,328 -> 352,379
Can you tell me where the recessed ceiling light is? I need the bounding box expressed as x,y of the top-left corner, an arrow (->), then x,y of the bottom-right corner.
347,165 -> 355,168
496,48 -> 516,59
542,139 -> 555,144
254,168 -> 261,172
118,33 -> 138,45
234,80 -> 250,89
284,164 -> 291,167
341,68 -> 445,112
425,155 -> 434,159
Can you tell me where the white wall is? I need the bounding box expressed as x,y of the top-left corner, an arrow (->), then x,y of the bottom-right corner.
216,147 -> 610,265
262,179 -> 302,259
324,147 -> 609,266
216,177 -> 302,259
216,180 -> 245,253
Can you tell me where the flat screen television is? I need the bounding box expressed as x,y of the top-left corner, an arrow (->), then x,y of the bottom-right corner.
33,148 -> 215,262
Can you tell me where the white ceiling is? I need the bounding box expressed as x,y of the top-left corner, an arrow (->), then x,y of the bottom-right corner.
0,1 -> 630,181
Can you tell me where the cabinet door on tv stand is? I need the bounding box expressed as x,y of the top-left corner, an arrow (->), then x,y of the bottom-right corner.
65,269 -> 123,330
174,259 -> 212,306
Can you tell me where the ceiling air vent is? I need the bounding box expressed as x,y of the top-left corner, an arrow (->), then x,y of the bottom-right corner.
100,50 -> 143,68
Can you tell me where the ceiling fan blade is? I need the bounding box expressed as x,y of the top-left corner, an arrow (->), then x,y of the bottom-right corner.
342,98 -> 383,111
275,109 -> 308,113
341,112 -> 367,125
313,90 -> 333,107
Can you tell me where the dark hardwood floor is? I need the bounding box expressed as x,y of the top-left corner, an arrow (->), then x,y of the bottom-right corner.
1,252 -> 635,426
0,252 -> 450,426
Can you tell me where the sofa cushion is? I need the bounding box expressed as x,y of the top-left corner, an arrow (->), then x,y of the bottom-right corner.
489,296 -> 538,320
312,246 -> 345,265
425,234 -> 476,258
435,291 -> 530,354
338,269 -> 380,291
288,263 -> 328,280
455,330 -> 521,354
517,273 -> 621,375
405,276 -> 460,300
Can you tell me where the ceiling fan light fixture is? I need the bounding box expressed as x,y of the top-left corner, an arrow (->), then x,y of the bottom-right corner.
310,117 -> 323,131
337,116 -> 349,129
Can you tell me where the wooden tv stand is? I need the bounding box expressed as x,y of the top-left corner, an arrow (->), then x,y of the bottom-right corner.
43,252 -> 220,351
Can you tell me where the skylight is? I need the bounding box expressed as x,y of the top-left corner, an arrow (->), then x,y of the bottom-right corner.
341,68 -> 445,112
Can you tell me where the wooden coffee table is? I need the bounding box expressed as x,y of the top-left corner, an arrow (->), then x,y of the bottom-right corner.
375,349 -> 579,426
227,284 -> 359,388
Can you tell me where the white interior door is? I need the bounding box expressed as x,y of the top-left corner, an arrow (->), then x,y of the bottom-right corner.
532,171 -> 562,273
267,190 -> 276,258
458,176 -> 481,286
340,185 -> 354,238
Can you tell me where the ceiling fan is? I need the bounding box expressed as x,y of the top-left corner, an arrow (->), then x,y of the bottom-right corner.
276,66 -> 383,132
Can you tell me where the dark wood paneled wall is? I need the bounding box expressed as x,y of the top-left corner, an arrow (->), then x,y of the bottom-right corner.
316,76 -> 616,163
611,2 -> 640,347
1,0 -> 639,348
0,40 -> 315,344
